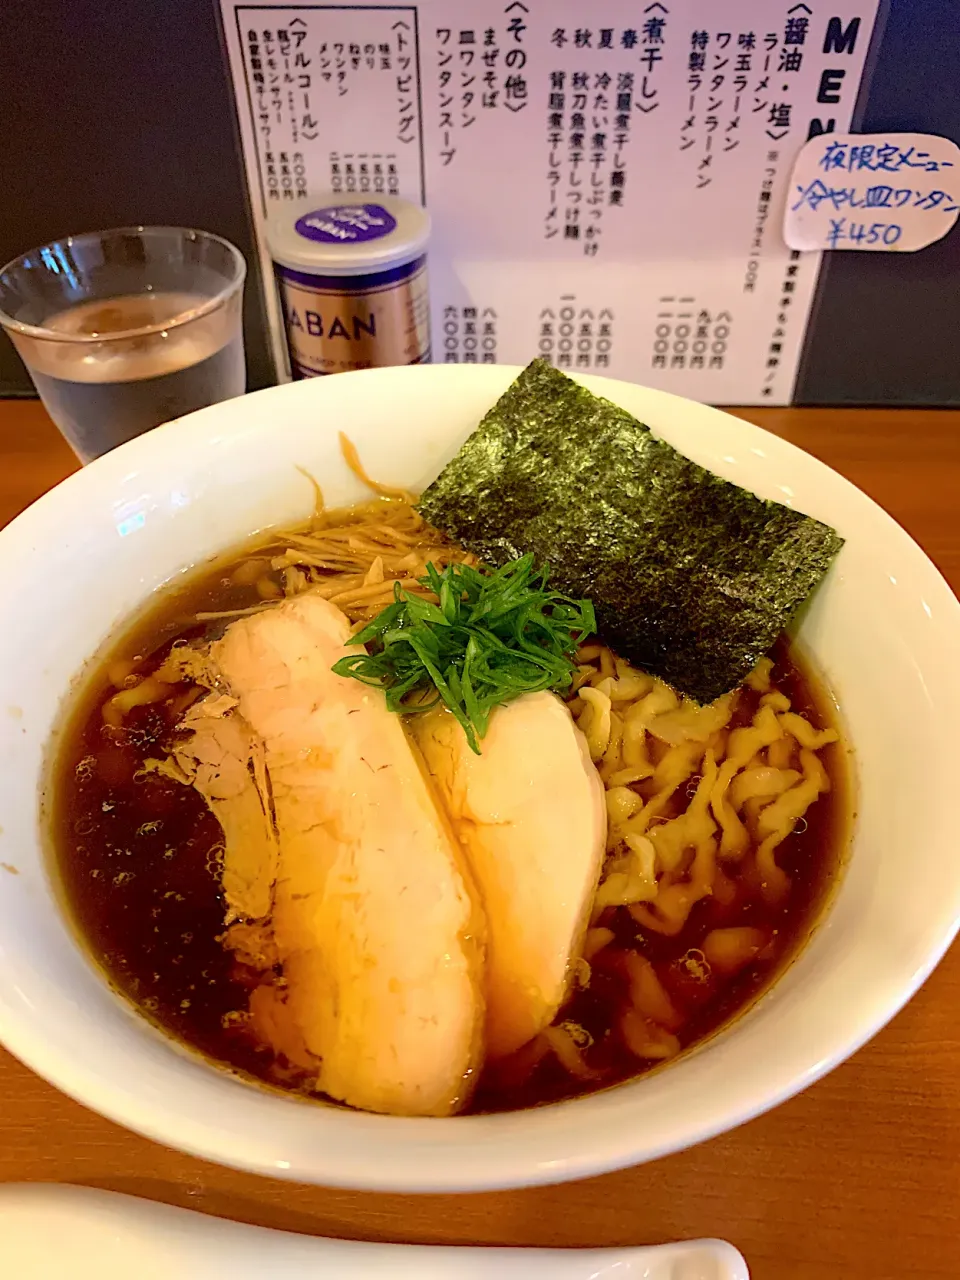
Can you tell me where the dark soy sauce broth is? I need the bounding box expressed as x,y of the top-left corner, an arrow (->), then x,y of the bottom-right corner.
49,533 -> 849,1113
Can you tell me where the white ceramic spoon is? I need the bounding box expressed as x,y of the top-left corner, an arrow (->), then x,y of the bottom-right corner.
0,1184 -> 748,1279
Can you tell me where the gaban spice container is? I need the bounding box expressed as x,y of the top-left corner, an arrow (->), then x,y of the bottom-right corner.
267,194 -> 431,378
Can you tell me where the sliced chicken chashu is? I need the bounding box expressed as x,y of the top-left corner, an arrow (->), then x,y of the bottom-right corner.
412,691 -> 606,1060
212,593 -> 485,1118
170,694 -> 277,923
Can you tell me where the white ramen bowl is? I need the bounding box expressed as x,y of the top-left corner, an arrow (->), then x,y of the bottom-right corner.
0,366 -> 957,1192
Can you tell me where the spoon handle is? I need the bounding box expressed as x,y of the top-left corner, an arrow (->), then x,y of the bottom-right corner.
0,1184 -> 749,1279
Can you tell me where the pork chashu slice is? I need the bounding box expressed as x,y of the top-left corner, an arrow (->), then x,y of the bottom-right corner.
168,694 -> 277,924
413,692 -> 606,1060
212,593 -> 485,1118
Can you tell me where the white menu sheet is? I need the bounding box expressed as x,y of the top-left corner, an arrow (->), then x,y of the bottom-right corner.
219,0 -> 882,403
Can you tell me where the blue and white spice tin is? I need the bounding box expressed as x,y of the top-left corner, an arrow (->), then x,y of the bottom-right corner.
267,194 -> 431,378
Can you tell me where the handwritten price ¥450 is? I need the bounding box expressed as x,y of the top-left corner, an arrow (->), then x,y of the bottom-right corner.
824,219 -> 902,249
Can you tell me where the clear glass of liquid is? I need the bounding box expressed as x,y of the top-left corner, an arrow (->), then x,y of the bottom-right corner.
0,226 -> 247,462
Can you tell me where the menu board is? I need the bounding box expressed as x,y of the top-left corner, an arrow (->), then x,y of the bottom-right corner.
219,0 -> 882,403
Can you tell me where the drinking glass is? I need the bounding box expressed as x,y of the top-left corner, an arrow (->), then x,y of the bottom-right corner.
0,226 -> 247,462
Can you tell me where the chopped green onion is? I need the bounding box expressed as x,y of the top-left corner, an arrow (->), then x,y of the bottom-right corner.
332,554 -> 595,753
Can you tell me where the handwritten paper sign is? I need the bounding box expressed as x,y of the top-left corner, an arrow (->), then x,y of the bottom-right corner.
784,131 -> 960,254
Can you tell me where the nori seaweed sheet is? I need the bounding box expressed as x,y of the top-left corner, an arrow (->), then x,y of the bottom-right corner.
417,359 -> 844,704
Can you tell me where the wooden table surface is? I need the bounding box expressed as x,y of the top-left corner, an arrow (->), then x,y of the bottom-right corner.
1,398 -> 958,1280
